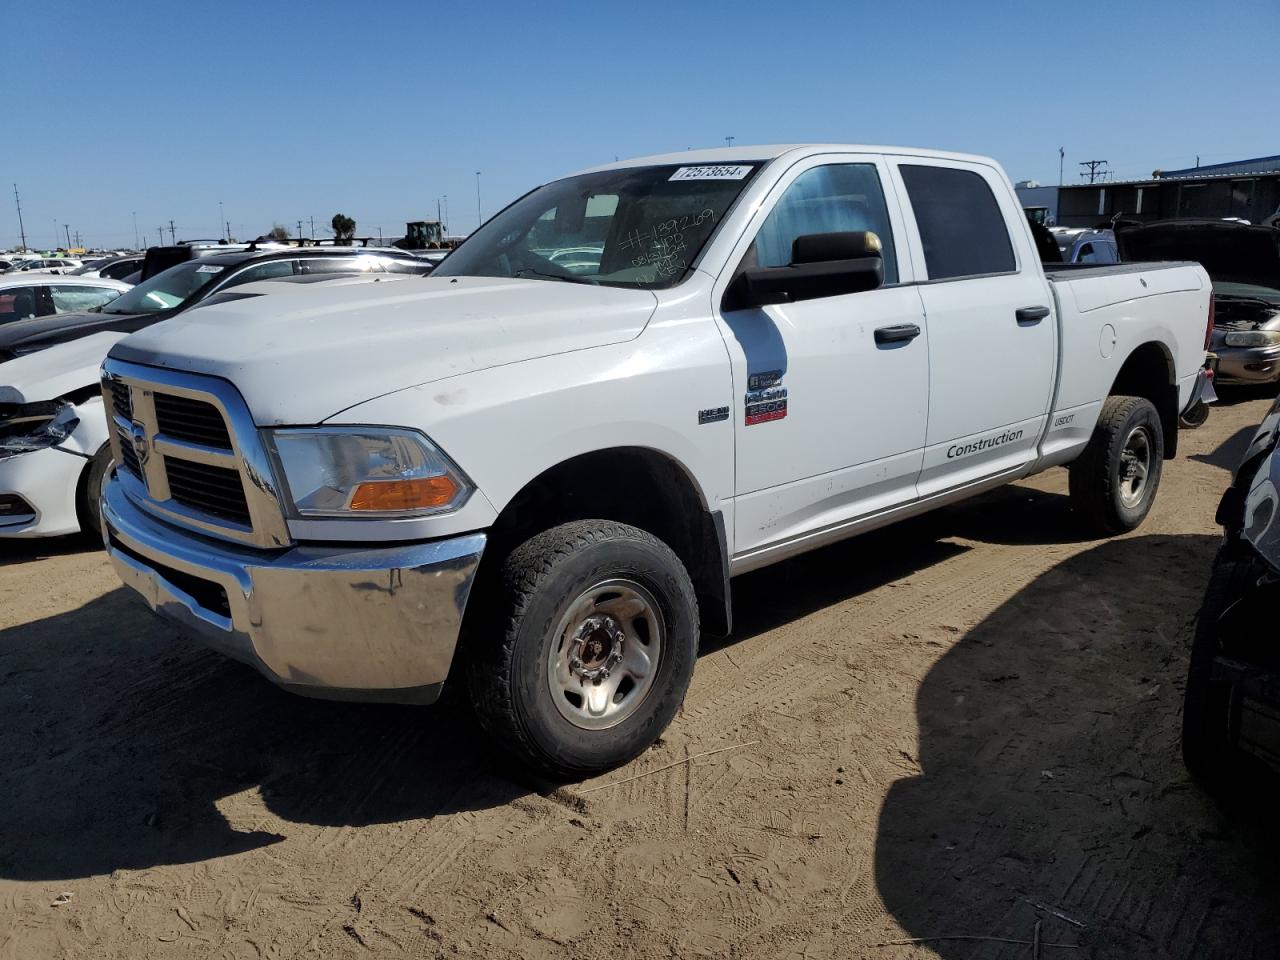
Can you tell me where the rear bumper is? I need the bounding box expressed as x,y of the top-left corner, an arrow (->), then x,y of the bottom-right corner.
102,472 -> 486,704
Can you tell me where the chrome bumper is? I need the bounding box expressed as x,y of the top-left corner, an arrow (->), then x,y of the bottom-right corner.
102,472 -> 485,704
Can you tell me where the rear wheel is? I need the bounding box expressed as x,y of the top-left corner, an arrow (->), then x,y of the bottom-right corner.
1069,396 -> 1164,534
468,520 -> 699,779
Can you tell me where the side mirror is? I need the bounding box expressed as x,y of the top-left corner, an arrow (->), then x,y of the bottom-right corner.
724,231 -> 884,311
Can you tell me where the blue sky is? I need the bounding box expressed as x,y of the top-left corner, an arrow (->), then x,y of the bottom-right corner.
5,0 -> 1277,249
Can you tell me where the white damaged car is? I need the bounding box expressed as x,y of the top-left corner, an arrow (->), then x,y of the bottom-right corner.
0,332 -> 126,537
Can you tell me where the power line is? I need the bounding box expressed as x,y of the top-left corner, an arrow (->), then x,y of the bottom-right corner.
1078,160 -> 1108,184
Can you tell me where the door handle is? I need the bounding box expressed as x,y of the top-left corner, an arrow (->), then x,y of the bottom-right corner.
1016,305 -> 1051,325
874,323 -> 922,345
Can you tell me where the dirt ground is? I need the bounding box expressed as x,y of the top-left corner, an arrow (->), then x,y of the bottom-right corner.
4,393 -> 1280,960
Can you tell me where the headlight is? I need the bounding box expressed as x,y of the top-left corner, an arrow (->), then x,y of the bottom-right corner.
1224,329 -> 1280,348
266,426 -> 472,518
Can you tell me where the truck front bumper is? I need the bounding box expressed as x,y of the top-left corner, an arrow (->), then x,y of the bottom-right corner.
102,474 -> 486,704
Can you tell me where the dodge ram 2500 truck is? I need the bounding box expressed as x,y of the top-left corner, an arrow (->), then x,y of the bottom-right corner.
98,145 -> 1213,777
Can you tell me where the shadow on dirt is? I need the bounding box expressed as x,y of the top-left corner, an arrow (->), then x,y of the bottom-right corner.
874,533 -> 1280,958
1190,424 -> 1257,473
0,587 -> 524,882
0,532 -> 100,566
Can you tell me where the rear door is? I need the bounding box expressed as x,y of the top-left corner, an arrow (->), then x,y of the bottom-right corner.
889,159 -> 1055,497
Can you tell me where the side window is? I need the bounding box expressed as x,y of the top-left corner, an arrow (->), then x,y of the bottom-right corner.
1076,242 -> 1096,264
222,259 -> 297,289
899,165 -> 1016,280
752,164 -> 898,284
49,284 -> 123,313
102,260 -> 139,280
0,286 -> 39,324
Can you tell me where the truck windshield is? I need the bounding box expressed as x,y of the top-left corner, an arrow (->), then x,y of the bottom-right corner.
101,261 -> 226,315
433,163 -> 763,290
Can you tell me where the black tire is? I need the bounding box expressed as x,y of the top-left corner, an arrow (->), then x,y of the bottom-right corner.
77,445 -> 114,539
467,520 -> 699,780
1068,395 -> 1164,535
1180,399 -> 1210,429
1182,550 -> 1250,790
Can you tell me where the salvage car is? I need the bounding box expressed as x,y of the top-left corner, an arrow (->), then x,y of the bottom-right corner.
0,245 -> 431,360
0,275 -> 129,326
1118,219 -> 1280,386
1184,394 -> 1280,788
70,254 -> 144,282
97,145 -> 1213,777
0,332 -> 125,536
0,274 -> 415,540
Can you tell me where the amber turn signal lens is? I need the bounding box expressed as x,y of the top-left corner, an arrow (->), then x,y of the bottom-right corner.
349,476 -> 459,512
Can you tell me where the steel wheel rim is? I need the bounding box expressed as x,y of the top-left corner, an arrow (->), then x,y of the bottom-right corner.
1119,424 -> 1153,508
547,579 -> 664,730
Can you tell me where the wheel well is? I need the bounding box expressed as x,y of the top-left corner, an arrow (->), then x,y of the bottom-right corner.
479,448 -> 731,638
1109,342 -> 1179,458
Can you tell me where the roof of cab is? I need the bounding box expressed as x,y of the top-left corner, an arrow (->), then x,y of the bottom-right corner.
572,143 -> 998,177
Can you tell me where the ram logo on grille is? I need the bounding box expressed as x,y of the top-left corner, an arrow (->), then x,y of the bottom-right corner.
129,420 -> 150,466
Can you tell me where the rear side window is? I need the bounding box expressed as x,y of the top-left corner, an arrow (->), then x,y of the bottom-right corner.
900,165 -> 1015,280
49,284 -> 122,313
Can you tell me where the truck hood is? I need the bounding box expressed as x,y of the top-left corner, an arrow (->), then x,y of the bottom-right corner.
0,330 -> 128,403
109,276 -> 659,424
1115,219 -> 1280,289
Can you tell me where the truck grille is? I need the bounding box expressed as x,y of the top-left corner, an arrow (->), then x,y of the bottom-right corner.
154,394 -> 232,449
110,380 -> 132,420
101,359 -> 292,548
163,457 -> 251,524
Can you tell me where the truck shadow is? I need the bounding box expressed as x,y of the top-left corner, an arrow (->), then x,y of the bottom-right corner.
873,533 -> 1280,957
0,588 -> 524,882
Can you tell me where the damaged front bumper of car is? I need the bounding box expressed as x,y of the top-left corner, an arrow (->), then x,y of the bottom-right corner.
0,400 -> 95,536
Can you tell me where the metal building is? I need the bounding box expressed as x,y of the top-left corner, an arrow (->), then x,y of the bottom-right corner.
1015,154 -> 1280,229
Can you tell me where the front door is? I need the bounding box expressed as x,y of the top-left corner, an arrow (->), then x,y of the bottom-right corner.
712,156 -> 930,564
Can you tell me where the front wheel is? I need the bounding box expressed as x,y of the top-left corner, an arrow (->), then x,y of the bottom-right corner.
1068,395 -> 1164,535
468,520 -> 699,779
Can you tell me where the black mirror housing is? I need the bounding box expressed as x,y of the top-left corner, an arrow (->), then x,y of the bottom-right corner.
724,231 -> 884,311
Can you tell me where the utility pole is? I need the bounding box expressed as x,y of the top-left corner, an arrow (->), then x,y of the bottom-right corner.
219,201 -> 226,241
1058,147 -> 1065,186
12,184 -> 27,251
64,223 -> 72,248
54,219 -> 59,250
226,222 -> 232,242
437,197 -> 442,225
308,216 -> 315,239
158,227 -> 164,246
296,219 -> 304,242
1078,160 -> 1108,184
132,211 -> 139,249
475,172 -> 482,229
443,195 -> 448,234
377,226 -> 383,243
168,220 -> 176,244
725,135 -> 735,147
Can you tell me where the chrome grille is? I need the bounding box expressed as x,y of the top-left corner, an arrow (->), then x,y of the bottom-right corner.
154,394 -> 232,449
109,380 -> 132,420
164,457 -> 251,523
100,358 -> 293,548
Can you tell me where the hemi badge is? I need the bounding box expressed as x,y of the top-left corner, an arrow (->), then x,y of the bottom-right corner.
698,406 -> 730,425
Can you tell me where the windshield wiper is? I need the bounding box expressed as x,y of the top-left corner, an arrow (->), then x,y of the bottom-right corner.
513,268 -> 599,286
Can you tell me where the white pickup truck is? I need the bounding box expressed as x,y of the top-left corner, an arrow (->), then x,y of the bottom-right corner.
98,145 -> 1213,777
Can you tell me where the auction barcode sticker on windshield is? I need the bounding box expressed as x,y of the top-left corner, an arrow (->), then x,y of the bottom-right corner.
669,165 -> 753,181
195,264 -> 225,273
